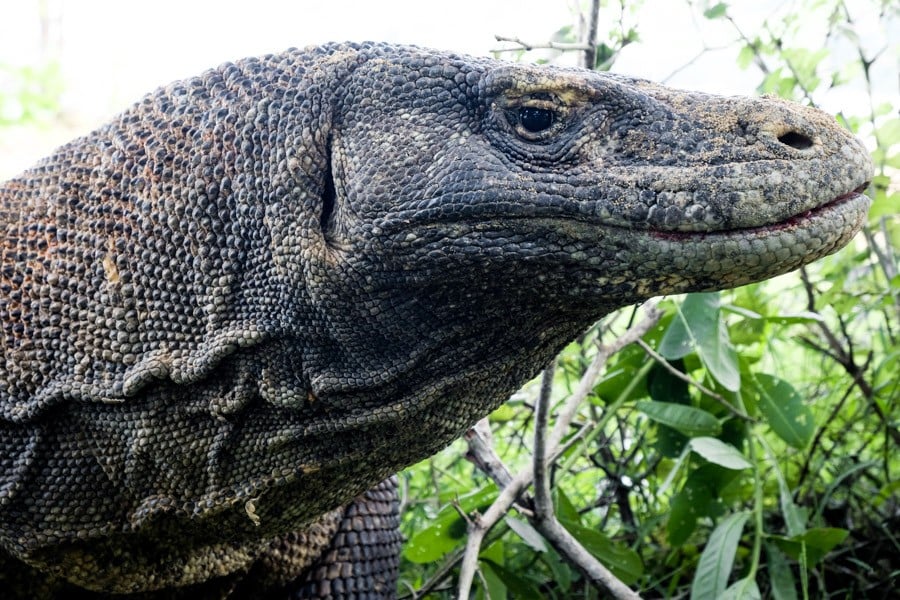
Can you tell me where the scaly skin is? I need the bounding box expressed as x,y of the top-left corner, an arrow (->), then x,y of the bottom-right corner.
0,42 -> 871,597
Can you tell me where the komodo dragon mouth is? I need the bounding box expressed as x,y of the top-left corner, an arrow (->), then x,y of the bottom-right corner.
650,183 -> 870,240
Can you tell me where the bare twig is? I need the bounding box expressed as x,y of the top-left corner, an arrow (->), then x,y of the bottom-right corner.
455,301 -> 661,598
492,34 -> 592,53
635,338 -> 749,420
800,267 -> 900,447
583,0 -> 601,69
533,360 -> 557,516
464,418 -> 514,489
531,359 -> 641,599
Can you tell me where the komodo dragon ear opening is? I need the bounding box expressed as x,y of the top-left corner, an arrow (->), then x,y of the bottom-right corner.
320,144 -> 337,239
320,158 -> 337,233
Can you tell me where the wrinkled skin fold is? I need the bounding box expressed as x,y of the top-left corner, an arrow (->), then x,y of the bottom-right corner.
0,42 -> 871,596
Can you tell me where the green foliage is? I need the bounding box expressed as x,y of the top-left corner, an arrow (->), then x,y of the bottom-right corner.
690,511 -> 749,599
399,1 -> 898,598
0,62 -> 62,126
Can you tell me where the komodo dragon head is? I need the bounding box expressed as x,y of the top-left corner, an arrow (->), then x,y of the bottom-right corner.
0,42 -> 871,592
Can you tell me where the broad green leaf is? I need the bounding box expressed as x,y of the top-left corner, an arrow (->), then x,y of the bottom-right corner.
690,511 -> 750,600
553,487 -> 582,525
505,516 -> 547,553
751,374 -> 815,448
689,437 -> 752,470
668,464 -> 736,546
648,361 -> 692,456
771,528 -> 849,565
777,482 -> 808,538
647,359 -> 691,404
488,403 -> 516,422
481,559 -> 543,600
660,293 -> 740,391
720,577 -> 762,600
637,400 -> 721,437
667,481 -> 707,546
737,44 -> 755,70
655,422 -> 690,458
771,456 -> 807,537
721,304 -> 763,320
477,558 -> 507,600
403,485 -> 498,563
763,311 -> 824,325
593,342 -> 650,403
874,480 -> 900,508
875,115 -> 900,147
541,549 -> 574,594
703,2 -> 728,19
766,542 -> 799,600
559,519 -> 644,584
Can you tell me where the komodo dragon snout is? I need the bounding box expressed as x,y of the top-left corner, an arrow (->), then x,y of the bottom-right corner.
0,42 -> 871,597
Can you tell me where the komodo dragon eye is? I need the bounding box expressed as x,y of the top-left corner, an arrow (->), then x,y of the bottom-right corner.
519,106 -> 553,132
503,102 -> 561,142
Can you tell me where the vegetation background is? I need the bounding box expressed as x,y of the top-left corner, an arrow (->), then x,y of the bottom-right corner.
1,1 -> 896,598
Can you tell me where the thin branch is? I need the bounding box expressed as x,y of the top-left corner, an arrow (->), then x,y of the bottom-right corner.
533,360 -> 557,516
583,0 -> 601,69
800,267 -> 900,447
492,35 -> 592,53
455,301 -> 661,598
531,358 -> 641,599
464,418 -> 514,489
796,383 -> 856,492
635,338 -> 749,420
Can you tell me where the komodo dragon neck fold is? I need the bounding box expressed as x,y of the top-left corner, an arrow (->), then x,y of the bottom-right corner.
0,42 -> 871,597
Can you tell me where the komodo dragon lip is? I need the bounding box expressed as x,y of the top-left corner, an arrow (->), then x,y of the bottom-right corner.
380,182 -> 871,242
647,183 -> 870,241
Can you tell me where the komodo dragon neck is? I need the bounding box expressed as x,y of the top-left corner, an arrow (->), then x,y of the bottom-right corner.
0,42 -> 871,594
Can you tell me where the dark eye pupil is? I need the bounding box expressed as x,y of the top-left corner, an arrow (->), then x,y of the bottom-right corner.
519,107 -> 553,133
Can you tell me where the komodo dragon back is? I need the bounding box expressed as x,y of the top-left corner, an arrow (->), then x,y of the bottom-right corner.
0,42 -> 872,597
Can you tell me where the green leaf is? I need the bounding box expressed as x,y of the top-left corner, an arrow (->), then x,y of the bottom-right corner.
648,361 -> 692,456
477,557 -> 507,600
737,44 -> 756,70
689,437 -> 752,470
553,487 -> 582,525
403,485 -> 498,563
668,464 -> 738,546
703,2 -> 729,19
771,528 -> 849,565
720,577 -> 762,600
690,511 -> 750,600
481,559 -> 543,600
667,480 -> 707,546
541,549 -> 574,594
559,519 -> 644,584
660,293 -> 740,391
505,516 -> 547,553
763,311 -> 824,325
776,476 -> 808,538
751,374 -> 815,448
655,422 -> 690,458
766,542 -> 799,600
637,400 -> 722,437
488,403 -> 516,422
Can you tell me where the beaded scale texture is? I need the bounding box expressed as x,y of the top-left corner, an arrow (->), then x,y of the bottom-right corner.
0,42 -> 872,597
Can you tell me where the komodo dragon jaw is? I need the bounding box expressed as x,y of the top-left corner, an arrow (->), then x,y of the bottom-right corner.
0,42 -> 872,595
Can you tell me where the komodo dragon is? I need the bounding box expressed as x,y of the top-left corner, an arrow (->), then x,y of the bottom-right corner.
0,42 -> 872,598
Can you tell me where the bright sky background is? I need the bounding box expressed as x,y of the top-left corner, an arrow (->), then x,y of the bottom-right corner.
0,0 -> 895,178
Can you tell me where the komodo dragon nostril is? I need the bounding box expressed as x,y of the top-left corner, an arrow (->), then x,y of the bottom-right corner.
777,130 -> 814,150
